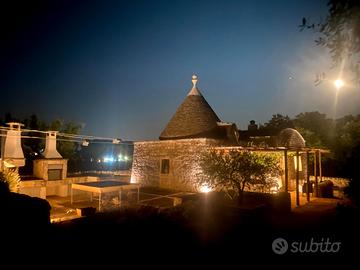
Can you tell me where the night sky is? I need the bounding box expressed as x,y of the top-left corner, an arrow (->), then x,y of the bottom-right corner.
1,0 -> 359,141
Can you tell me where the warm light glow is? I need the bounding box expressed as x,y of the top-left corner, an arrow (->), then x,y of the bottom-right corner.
293,155 -> 302,171
199,185 -> 212,193
130,176 -> 136,184
82,140 -> 89,146
334,79 -> 344,90
269,176 -> 282,193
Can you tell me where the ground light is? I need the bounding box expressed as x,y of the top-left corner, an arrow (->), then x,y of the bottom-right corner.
199,185 -> 212,193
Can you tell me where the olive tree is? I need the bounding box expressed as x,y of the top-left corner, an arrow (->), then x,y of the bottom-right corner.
197,150 -> 282,204
300,0 -> 360,84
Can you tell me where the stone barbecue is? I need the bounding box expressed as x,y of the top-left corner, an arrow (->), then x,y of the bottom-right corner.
33,131 -> 67,180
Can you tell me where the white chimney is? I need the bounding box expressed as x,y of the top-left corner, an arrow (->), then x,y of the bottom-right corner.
3,122 -> 25,167
43,131 -> 62,158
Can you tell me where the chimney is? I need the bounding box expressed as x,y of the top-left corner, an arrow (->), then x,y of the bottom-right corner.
43,131 -> 62,158
248,120 -> 258,131
3,122 -> 25,167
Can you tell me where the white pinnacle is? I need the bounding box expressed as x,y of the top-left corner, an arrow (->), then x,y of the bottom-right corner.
188,74 -> 202,96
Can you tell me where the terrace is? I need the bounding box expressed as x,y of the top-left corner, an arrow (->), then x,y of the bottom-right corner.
48,176 -> 197,222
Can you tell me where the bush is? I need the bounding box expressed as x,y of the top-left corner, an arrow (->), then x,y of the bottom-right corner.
0,170 -> 21,193
319,180 -> 334,198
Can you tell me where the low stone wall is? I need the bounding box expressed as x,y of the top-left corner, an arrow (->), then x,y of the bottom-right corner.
47,176 -> 99,197
19,180 -> 47,199
19,176 -> 99,199
309,176 -> 349,198
309,176 -> 349,185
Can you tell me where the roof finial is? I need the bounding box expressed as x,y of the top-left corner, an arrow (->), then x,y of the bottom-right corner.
192,74 -> 198,88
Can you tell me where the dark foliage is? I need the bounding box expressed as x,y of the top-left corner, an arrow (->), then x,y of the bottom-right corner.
301,0 -> 360,84
0,188 -> 51,243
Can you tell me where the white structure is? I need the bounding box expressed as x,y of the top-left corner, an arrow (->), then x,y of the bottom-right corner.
2,122 -> 25,169
43,131 -> 62,158
33,132 -> 67,181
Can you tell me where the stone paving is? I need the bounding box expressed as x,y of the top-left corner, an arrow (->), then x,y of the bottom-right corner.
289,190 -> 345,210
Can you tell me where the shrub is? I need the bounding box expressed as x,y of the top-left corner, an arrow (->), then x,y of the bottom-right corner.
0,170 -> 21,193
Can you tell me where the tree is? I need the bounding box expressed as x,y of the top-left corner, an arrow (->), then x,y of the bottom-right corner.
333,116 -> 360,170
300,0 -> 360,83
197,150 -> 282,204
260,114 -> 294,134
333,116 -> 360,205
293,111 -> 331,147
22,114 -> 43,154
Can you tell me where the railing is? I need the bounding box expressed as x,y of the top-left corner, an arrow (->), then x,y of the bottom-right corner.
69,170 -> 131,176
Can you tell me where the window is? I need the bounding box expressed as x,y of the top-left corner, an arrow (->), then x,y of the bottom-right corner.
161,159 -> 170,174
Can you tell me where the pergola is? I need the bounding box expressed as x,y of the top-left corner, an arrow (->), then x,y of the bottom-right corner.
71,181 -> 140,211
212,146 -> 330,207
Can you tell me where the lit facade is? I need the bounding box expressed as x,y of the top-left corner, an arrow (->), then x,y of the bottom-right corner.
131,75 -> 308,193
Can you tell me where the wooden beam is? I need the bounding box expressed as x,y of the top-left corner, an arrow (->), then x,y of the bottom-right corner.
284,149 -> 288,192
314,151 -> 318,197
0,132 -> 5,172
212,146 -> 331,154
319,151 -> 322,183
296,150 -> 300,207
306,151 -> 310,202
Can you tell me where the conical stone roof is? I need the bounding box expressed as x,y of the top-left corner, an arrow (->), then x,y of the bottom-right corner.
159,75 -> 221,140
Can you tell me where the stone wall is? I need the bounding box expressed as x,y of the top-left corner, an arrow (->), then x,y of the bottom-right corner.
131,138 -> 221,191
19,176 -> 99,198
132,139 -> 309,193
19,180 -> 47,199
46,176 -> 99,197
309,176 -> 349,198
